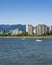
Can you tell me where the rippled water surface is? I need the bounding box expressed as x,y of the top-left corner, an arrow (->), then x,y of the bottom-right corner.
0,38 -> 52,65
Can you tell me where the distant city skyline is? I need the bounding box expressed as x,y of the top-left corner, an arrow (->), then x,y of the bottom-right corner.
0,0 -> 52,25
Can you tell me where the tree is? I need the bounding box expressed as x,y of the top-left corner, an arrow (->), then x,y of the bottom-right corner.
17,32 -> 28,36
49,30 -> 52,35
46,32 -> 49,35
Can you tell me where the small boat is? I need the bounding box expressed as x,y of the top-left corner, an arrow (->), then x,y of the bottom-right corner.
36,39 -> 42,42
21,37 -> 25,40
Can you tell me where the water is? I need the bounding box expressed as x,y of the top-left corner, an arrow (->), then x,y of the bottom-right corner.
0,38 -> 52,65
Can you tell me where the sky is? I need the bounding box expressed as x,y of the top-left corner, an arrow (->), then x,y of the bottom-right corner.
0,0 -> 52,26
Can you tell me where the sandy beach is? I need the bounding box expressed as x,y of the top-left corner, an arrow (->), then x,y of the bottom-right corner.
0,36 -> 52,38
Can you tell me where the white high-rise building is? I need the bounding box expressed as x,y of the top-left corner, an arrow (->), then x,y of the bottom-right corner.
26,25 -> 33,35
10,28 -> 19,35
49,25 -> 52,31
33,26 -> 37,35
0,31 -> 3,34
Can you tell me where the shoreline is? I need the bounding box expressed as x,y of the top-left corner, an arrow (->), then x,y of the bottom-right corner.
0,36 -> 52,38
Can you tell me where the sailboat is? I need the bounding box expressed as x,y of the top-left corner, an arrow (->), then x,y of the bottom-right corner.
21,37 -> 25,40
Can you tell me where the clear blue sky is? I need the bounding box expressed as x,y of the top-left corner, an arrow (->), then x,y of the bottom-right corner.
0,0 -> 52,25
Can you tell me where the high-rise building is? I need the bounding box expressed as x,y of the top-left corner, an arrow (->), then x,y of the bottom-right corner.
49,25 -> 52,31
36,24 -> 47,35
10,28 -> 19,35
36,24 -> 42,35
33,26 -> 37,35
41,24 -> 47,34
0,31 -> 3,34
26,25 -> 33,35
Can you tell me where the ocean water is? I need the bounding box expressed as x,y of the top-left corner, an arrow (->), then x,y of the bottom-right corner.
0,38 -> 52,65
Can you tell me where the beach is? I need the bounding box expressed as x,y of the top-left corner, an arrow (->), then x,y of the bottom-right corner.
0,35 -> 52,38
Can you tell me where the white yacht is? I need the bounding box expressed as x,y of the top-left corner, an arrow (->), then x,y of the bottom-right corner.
36,39 -> 42,42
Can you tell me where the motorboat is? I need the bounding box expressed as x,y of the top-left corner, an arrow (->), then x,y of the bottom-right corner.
36,39 -> 42,42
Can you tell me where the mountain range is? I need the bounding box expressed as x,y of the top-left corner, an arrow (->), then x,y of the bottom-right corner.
0,24 -> 26,33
